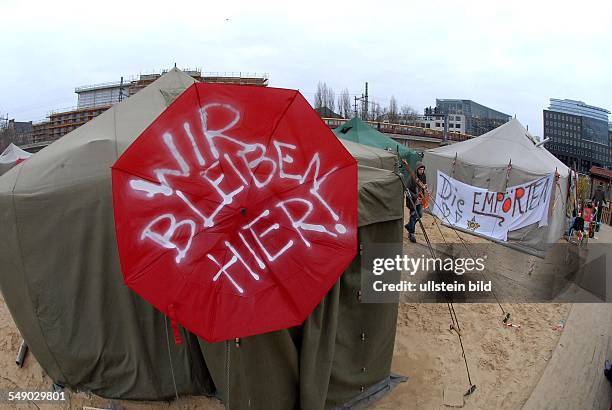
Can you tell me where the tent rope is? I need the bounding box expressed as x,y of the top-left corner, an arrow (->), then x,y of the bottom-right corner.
400,158 -> 508,319
432,216 -> 464,330
432,216 -> 449,247
504,159 -> 512,191
424,187 -> 509,320
164,315 -> 181,408
402,177 -> 474,395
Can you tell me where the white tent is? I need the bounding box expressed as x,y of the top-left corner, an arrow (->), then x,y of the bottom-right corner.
423,118 -> 570,257
0,143 -> 32,176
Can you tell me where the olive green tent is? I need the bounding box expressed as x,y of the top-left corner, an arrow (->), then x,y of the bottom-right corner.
334,117 -> 420,171
0,69 -> 405,408
339,138 -> 397,172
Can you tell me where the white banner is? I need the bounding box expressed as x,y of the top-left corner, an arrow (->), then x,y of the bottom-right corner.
433,171 -> 554,241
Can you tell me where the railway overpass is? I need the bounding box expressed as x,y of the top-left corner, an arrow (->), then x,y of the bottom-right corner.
20,118 -> 471,154
321,118 -> 471,152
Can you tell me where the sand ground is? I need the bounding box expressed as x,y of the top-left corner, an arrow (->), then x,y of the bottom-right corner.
0,213 -> 609,409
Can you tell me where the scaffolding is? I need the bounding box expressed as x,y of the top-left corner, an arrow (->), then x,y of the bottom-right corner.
32,68 -> 271,145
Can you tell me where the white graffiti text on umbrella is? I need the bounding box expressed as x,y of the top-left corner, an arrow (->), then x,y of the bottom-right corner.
128,103 -> 349,293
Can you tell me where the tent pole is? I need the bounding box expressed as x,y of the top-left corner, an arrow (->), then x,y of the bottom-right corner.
505,158 -> 512,190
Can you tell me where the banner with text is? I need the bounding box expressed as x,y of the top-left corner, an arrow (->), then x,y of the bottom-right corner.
433,171 -> 554,241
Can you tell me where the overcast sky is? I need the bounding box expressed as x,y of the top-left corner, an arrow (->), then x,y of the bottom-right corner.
2,0 -> 611,137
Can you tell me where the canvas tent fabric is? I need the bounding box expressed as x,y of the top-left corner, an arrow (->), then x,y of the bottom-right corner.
0,69 -> 404,408
423,118 -> 570,257
334,117 -> 420,171
198,168 -> 404,409
0,143 -> 31,176
339,138 -> 397,172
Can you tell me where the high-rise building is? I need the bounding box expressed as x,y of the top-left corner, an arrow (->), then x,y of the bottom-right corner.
435,99 -> 511,136
543,99 -> 611,173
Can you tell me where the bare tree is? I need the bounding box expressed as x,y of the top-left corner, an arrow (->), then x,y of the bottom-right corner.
388,96 -> 398,123
314,82 -> 324,110
369,102 -> 383,121
577,175 -> 591,204
400,105 -> 420,124
0,114 -> 13,152
337,88 -> 351,118
325,86 -> 336,113
314,81 -> 337,114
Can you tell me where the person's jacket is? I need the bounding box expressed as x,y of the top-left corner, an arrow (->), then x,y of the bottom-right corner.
572,216 -> 584,231
406,162 -> 426,211
592,188 -> 606,205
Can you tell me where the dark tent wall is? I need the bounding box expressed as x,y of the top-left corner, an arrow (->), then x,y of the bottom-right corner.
0,70 -> 404,407
197,171 -> 404,409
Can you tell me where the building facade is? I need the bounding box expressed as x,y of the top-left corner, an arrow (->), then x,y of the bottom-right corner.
543,99 -> 611,173
421,107 -> 466,133
435,99 -> 511,136
0,119 -> 34,151
76,80 -> 129,108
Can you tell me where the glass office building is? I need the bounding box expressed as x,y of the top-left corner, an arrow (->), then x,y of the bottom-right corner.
435,99 -> 511,136
544,99 -> 611,173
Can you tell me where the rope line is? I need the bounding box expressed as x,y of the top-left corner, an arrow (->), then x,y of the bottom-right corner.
426,190 -> 508,317
403,176 -> 474,394
400,158 -> 507,317
164,316 -> 181,407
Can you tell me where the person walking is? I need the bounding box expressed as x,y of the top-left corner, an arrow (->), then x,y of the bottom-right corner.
592,182 -> 607,231
405,162 -> 427,243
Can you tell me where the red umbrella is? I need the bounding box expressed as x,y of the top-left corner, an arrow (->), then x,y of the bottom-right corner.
112,84 -> 358,343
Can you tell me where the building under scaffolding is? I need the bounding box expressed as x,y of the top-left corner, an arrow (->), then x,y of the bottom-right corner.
128,69 -> 268,94
26,69 -> 269,147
